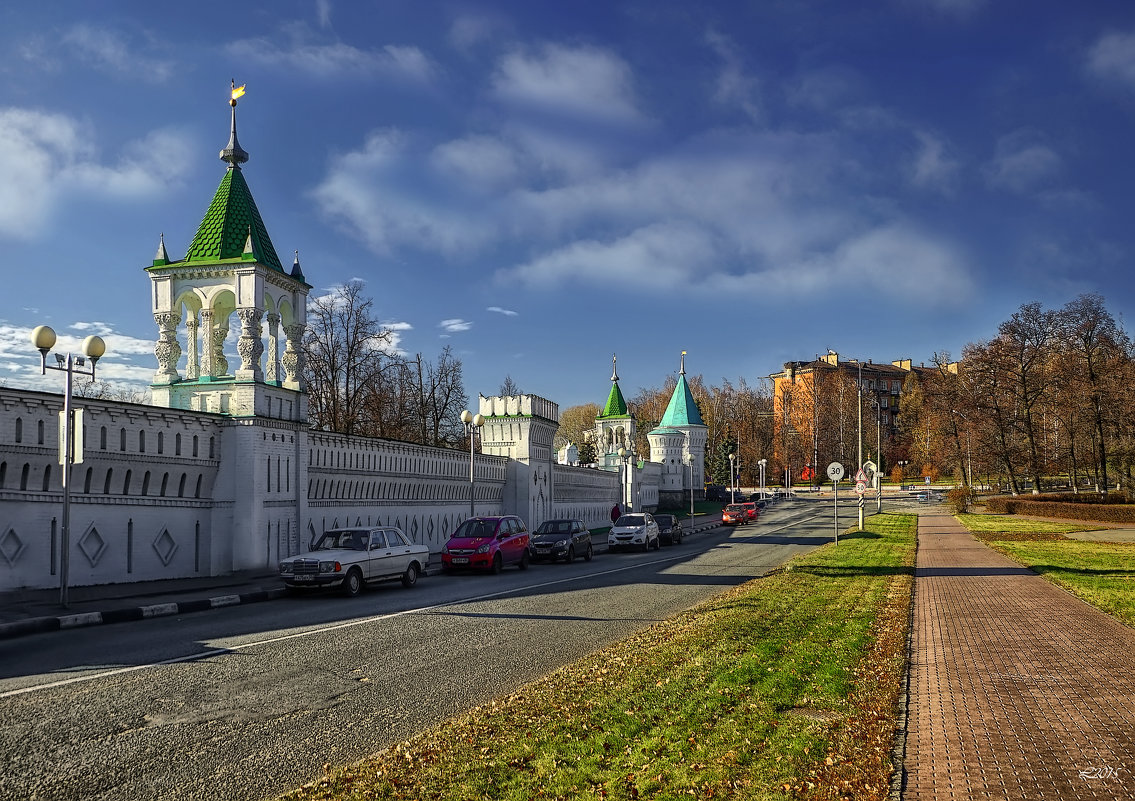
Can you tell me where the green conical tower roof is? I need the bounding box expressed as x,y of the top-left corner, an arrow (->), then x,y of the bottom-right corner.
659,352 -> 705,427
183,88 -> 284,272
598,354 -> 632,419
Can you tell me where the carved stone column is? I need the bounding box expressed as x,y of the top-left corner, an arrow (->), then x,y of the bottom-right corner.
185,312 -> 200,380
213,324 -> 229,377
282,323 -> 305,390
236,307 -> 264,381
199,309 -> 216,378
153,311 -> 181,383
265,312 -> 281,383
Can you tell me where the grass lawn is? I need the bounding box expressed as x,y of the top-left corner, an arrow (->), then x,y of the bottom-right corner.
956,513 -> 1135,627
279,514 -> 916,801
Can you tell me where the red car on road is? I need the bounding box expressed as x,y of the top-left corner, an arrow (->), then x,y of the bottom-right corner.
741,501 -> 759,522
441,515 -> 531,573
722,504 -> 746,526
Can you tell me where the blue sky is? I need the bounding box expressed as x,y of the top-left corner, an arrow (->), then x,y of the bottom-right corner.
2,0 -> 1134,411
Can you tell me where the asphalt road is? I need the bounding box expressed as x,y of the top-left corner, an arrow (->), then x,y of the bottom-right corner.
0,497 -> 856,801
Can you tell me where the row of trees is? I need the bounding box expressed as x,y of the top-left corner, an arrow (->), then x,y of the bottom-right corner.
553,294 -> 1133,497
303,282 -> 469,447
900,293 -> 1134,496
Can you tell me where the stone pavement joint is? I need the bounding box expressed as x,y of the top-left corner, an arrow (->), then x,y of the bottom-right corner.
903,513 -> 1135,800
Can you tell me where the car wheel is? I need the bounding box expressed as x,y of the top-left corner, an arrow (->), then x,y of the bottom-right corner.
584,544 -> 593,561
641,540 -> 649,552
518,549 -> 530,570
491,553 -> 503,574
341,567 -> 363,597
401,562 -> 420,588
565,545 -> 575,563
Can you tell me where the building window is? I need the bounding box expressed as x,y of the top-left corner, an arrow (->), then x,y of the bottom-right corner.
139,430 -> 146,453
158,432 -> 164,454
37,419 -> 44,445
100,426 -> 107,449
176,433 -> 182,455
14,418 -> 22,443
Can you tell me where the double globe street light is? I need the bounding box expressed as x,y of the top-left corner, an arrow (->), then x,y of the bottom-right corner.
460,409 -> 485,518
30,325 -> 107,608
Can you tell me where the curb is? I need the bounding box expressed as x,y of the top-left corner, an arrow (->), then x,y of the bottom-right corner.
0,586 -> 290,641
0,524 -> 727,642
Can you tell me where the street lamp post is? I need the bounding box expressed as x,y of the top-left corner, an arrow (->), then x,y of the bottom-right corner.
618,446 -> 633,510
758,458 -> 767,498
728,453 -> 736,503
460,409 -> 485,518
30,325 -> 106,608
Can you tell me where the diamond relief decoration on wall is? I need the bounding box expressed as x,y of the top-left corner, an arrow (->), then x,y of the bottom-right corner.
78,525 -> 108,567
0,527 -> 25,566
153,528 -> 178,567
411,518 -> 419,538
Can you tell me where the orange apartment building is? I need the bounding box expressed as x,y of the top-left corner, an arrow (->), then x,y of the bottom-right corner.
767,351 -> 937,482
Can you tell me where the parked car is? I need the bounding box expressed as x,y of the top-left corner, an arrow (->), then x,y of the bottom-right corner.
531,519 -> 593,562
705,485 -> 729,502
608,513 -> 660,551
741,501 -> 759,522
279,526 -> 429,596
442,515 -> 531,573
654,514 -> 684,545
722,504 -> 746,525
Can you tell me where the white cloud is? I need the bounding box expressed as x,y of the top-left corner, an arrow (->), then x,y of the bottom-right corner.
487,307 -> 518,316
449,13 -> 507,52
0,109 -> 191,239
228,25 -> 437,82
984,130 -> 1062,194
61,24 -> 175,82
705,30 -> 761,124
430,135 -> 520,189
316,0 -> 333,29
498,222 -> 715,289
1087,30 -> 1135,89
910,131 -> 960,192
491,44 -> 646,125
311,129 -> 497,255
439,319 -> 473,333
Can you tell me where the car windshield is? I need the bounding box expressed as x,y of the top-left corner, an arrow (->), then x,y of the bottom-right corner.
655,515 -> 673,525
536,521 -> 572,535
725,505 -> 744,512
615,515 -> 645,527
452,519 -> 495,539
315,530 -> 368,551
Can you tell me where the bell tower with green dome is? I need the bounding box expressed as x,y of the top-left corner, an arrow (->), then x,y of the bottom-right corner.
593,354 -> 636,470
648,351 -> 708,503
146,83 -> 310,420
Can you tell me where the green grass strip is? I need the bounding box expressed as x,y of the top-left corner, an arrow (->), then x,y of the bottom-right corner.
957,513 -> 1135,627
280,514 -> 916,801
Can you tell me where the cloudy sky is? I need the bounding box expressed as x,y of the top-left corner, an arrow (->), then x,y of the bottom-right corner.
1,0 -> 1134,409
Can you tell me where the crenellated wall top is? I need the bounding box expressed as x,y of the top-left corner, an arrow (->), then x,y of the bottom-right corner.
479,393 -> 559,422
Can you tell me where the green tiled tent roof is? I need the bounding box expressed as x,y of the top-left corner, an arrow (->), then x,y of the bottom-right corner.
659,373 -> 705,427
185,168 -> 283,272
599,381 -> 630,418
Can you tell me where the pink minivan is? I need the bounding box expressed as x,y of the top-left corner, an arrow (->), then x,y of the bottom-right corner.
441,516 -> 531,573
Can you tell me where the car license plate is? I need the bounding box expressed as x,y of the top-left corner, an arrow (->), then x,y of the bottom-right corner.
292,575 -> 314,582
451,557 -> 469,564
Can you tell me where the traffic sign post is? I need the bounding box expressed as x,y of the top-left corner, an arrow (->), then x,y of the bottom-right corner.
827,462 -> 844,543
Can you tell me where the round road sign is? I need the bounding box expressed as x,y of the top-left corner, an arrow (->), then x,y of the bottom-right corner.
826,462 -> 845,481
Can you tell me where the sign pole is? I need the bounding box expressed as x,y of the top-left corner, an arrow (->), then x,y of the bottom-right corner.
834,479 -> 839,544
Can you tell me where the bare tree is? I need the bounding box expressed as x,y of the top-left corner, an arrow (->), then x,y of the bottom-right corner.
499,375 -> 521,396
303,281 -> 396,435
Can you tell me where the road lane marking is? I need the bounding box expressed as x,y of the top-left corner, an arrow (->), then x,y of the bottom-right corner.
2,514 -> 830,700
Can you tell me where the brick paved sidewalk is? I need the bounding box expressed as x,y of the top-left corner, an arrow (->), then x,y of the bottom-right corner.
903,514 -> 1135,800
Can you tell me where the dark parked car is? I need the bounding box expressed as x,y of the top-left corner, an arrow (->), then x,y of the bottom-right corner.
531,519 -> 593,562
705,485 -> 729,502
654,514 -> 684,545
441,515 -> 530,573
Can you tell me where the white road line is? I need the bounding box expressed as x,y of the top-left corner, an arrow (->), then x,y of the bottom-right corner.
2,518 -> 827,700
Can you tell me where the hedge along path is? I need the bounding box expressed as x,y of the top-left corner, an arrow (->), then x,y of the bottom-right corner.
280,514 -> 916,801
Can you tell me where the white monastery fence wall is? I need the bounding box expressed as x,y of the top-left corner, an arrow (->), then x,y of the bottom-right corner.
0,387 -> 643,592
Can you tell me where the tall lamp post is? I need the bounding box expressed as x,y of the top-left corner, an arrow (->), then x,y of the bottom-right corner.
728,453 -> 736,503
617,446 -> 633,510
31,325 -> 106,608
758,458 -> 767,498
460,409 -> 485,518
